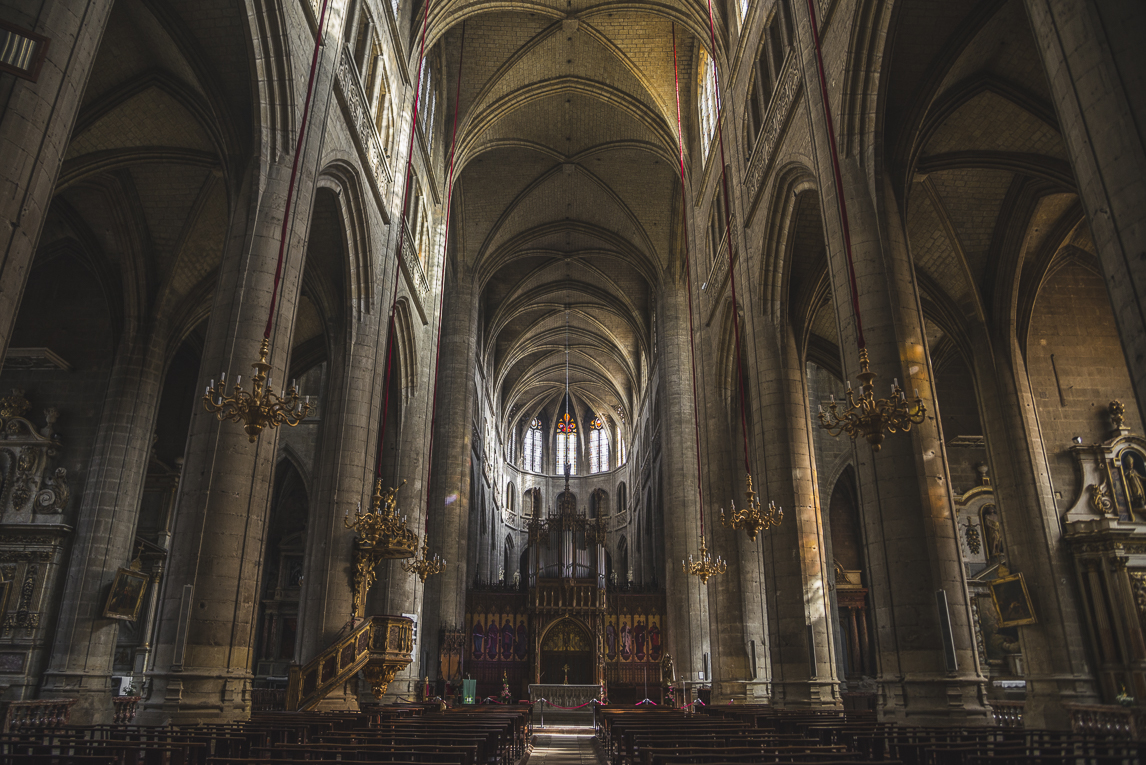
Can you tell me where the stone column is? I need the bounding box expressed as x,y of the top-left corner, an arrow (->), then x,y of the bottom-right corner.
0,0 -> 114,355
754,321 -> 839,707
793,0 -> 989,721
373,326 -> 434,701
420,264 -> 479,680
657,277 -> 711,693
140,157 -> 316,724
842,167 -> 988,723
294,302 -> 386,710
39,328 -> 166,723
1023,1 -> 1146,413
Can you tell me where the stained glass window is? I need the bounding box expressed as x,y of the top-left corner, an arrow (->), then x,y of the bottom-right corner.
588,416 -> 610,474
524,418 -> 542,473
555,412 -> 577,475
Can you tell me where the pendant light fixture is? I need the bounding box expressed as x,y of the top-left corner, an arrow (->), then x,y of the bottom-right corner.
698,0 -> 783,542
669,23 -> 725,583
802,0 -> 925,450
405,19 -> 470,583
202,0 -> 330,441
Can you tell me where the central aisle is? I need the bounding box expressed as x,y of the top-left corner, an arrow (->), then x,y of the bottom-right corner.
527,732 -> 601,765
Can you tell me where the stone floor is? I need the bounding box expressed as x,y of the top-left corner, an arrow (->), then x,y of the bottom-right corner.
526,731 -> 602,765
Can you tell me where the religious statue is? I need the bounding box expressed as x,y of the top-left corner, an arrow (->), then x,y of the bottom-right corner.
563,663 -> 570,685
981,505 -> 1005,563
661,653 -> 675,684
1123,450 -> 1146,512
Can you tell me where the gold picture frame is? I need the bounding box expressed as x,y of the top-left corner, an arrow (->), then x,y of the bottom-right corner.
0,578 -> 11,619
103,567 -> 148,621
989,572 -> 1037,627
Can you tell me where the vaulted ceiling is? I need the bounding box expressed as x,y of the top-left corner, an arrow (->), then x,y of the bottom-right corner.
437,3 -> 724,441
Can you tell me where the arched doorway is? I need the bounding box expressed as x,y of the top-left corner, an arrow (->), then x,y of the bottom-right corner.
539,618 -> 594,685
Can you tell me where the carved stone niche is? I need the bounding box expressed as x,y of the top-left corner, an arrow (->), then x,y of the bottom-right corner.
0,391 -> 69,519
1063,420 -> 1146,528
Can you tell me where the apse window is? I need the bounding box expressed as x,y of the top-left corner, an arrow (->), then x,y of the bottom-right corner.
556,412 -> 577,475
524,418 -> 542,473
589,416 -> 610,474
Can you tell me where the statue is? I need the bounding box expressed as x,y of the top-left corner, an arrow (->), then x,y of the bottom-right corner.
1123,451 -> 1146,511
982,505 -> 1004,563
661,653 -> 675,684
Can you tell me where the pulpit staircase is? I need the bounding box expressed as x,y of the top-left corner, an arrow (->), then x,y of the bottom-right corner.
285,615 -> 414,712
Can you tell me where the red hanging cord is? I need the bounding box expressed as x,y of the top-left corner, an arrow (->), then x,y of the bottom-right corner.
671,24 -> 708,539
422,20 -> 467,535
376,0 -> 434,479
702,0 -> 752,478
803,0 -> 865,349
264,0 -> 332,340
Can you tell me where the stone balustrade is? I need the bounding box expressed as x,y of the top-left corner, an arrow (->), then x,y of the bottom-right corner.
990,700 -> 1024,728
1067,704 -> 1146,739
1,698 -> 76,732
112,695 -> 140,725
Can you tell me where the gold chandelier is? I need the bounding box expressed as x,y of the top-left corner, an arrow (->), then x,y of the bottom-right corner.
346,479 -> 418,616
816,348 -> 926,451
402,539 -> 445,582
345,479 -> 418,557
203,338 -> 313,443
722,474 -> 782,542
682,534 -> 726,584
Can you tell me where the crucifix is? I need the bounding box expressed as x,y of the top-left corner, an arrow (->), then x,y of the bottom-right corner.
563,663 -> 570,685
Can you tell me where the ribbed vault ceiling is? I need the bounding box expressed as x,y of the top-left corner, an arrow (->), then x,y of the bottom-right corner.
439,2 -> 717,442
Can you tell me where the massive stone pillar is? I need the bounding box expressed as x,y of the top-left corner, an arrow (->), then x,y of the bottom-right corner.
843,167 -> 989,723
792,0 -> 990,722
140,158 -> 316,724
39,327 -> 166,723
420,265 -> 479,681
753,321 -> 839,707
657,277 -> 712,693
1023,1 -> 1146,413
0,0 -> 113,355
294,303 -> 386,710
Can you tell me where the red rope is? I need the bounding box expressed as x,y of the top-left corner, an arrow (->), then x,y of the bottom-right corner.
376,0 -> 434,479
422,20 -> 467,534
804,0 -> 865,349
671,24 -> 708,538
702,0 -> 752,477
264,0 -> 331,339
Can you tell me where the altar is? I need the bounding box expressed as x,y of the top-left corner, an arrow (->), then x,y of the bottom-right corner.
528,683 -> 601,710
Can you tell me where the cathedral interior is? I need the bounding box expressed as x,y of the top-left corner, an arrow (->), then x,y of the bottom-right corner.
0,0 -> 1145,736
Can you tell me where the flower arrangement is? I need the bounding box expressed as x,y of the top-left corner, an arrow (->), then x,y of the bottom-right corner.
500,672 -> 512,703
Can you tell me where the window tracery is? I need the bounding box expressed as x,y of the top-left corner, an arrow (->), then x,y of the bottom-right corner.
588,416 -> 609,474
524,418 -> 542,473
556,412 -> 577,475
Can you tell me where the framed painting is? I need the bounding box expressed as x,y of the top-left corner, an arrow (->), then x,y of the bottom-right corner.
103,567 -> 148,621
989,572 -> 1037,628
0,578 -> 10,620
